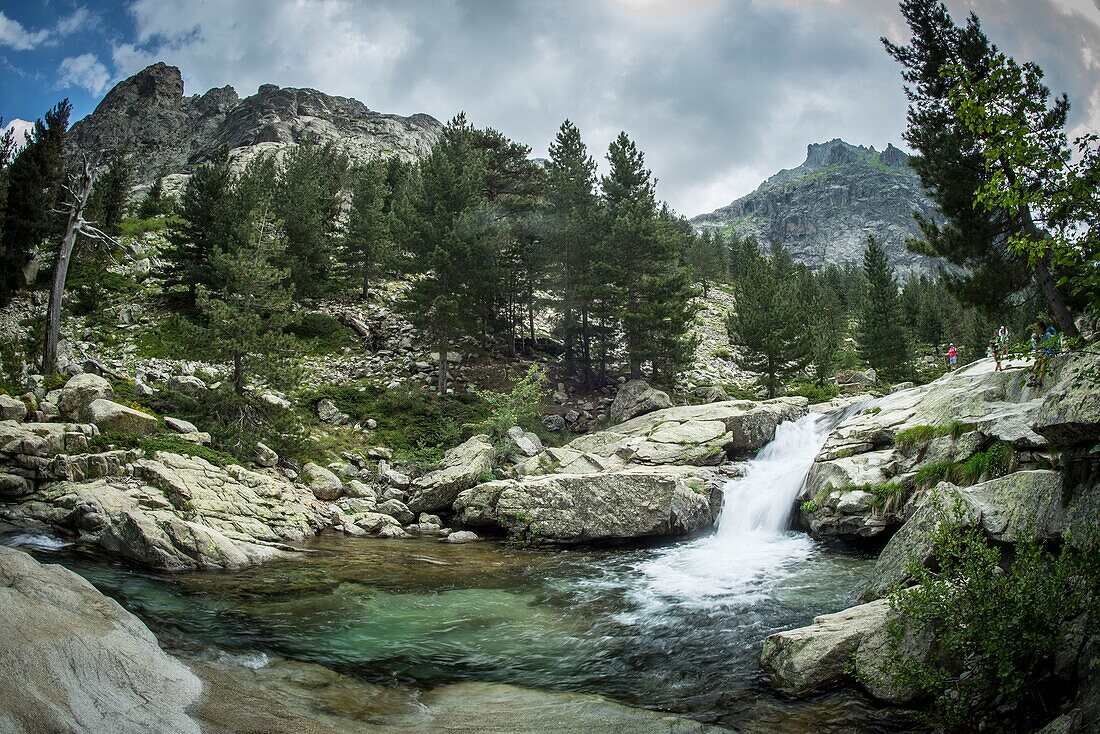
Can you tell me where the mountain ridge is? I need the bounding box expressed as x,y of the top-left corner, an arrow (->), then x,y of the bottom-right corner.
65,62 -> 443,185
691,139 -> 937,273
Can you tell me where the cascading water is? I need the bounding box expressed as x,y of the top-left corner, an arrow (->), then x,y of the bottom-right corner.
625,407 -> 861,615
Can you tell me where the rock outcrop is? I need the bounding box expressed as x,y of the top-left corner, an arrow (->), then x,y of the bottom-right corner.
66,62 -> 442,188
798,353 -> 1095,541
761,597 -> 925,705
0,545 -> 203,733
0,449 -> 329,571
407,434 -> 495,513
454,465 -> 720,545
609,380 -> 673,424
692,139 -> 937,274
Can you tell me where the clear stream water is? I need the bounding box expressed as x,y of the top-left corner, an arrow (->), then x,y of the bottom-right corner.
3,411 -> 913,732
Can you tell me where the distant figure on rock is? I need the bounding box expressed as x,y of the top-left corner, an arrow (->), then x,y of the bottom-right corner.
946,344 -> 958,371
988,339 -> 1002,372
1027,322 -> 1059,387
997,325 -> 1009,351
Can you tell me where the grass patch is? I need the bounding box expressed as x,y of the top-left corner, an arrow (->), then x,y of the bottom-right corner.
89,430 -> 236,466
894,421 -> 976,449
134,313 -> 196,360
298,382 -> 490,469
285,312 -> 358,356
913,442 -> 1017,489
785,378 -> 839,403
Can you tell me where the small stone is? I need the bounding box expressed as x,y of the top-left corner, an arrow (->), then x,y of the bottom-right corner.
164,416 -> 198,434
316,398 -> 349,426
439,530 -> 480,544
169,375 -> 207,397
343,480 -> 378,502
418,513 -> 442,526
0,394 -> 27,422
380,468 -> 411,489
254,442 -> 279,468
301,463 -> 343,501
86,399 -> 158,436
541,414 -> 566,432
368,447 -> 393,460
376,498 -> 415,525
366,418 -> 378,429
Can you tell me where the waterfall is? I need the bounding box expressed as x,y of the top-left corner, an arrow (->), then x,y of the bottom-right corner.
625,408 -> 858,615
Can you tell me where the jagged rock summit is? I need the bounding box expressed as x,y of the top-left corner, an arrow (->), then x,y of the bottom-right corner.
692,139 -> 938,273
66,62 -> 442,184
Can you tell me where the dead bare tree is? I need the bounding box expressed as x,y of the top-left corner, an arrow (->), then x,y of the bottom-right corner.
42,156 -> 118,375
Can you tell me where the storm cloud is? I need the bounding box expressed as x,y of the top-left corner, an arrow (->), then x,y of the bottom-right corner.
103,0 -> 1100,216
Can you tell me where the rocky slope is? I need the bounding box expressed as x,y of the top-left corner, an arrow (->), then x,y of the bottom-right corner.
692,139 -> 938,274
66,62 -> 442,186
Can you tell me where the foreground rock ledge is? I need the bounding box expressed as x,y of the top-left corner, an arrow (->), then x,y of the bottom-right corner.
0,545 -> 203,734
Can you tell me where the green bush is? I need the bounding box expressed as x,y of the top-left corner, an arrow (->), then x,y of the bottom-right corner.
299,382 -> 489,468
285,312 -> 356,355
894,421 -> 976,449
468,364 -> 549,444
874,502 -> 1100,732
785,378 -> 839,403
135,314 -> 196,360
913,442 -> 1016,489
914,460 -> 957,488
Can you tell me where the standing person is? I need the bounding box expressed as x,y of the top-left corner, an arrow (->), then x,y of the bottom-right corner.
997,325 -> 1009,351
989,339 -> 1002,371
947,343 -> 958,371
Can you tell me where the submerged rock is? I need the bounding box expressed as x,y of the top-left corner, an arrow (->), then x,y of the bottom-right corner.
0,545 -> 203,733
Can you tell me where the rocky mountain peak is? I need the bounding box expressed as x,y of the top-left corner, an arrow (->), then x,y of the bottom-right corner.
691,139 -> 937,274
67,62 -> 442,186
94,62 -> 185,117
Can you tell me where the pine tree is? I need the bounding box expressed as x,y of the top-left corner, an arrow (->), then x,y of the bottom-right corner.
341,159 -> 392,299
0,122 -> 15,255
399,114 -> 493,395
0,100 -> 70,303
87,151 -> 132,236
809,282 -> 845,387
884,0 -> 1077,334
164,151 -> 235,301
193,202 -> 297,394
858,236 -> 910,380
687,229 -> 726,297
602,132 -> 660,380
274,137 -> 348,297
137,175 -> 174,219
727,245 -> 810,397
545,120 -> 601,383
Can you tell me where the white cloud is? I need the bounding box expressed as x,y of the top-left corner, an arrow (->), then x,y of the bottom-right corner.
58,53 -> 110,95
3,118 -> 34,160
106,0 -> 1100,216
0,11 -> 50,50
0,7 -> 99,52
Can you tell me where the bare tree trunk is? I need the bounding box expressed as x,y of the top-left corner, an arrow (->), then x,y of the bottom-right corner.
234,353 -> 245,394
437,325 -> 449,396
43,160 -> 95,375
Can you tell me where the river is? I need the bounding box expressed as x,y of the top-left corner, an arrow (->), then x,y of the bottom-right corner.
3,412 -> 917,732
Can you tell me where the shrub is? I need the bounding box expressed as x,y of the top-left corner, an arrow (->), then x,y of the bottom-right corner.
875,502 -> 1100,732
785,378 -> 839,404
469,364 -> 549,444
285,312 -> 356,355
894,421 -> 976,449
913,442 -> 1016,489
914,460 -> 957,488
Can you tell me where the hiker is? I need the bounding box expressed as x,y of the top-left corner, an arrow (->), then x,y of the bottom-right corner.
946,343 -> 958,371
997,325 -> 1009,350
1027,322 -> 1059,387
989,339 -> 1002,371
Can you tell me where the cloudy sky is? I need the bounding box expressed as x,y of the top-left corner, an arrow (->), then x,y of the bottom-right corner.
2,0 -> 1099,216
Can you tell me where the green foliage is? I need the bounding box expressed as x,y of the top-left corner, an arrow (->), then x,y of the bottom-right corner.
119,215 -> 176,236
727,243 -> 811,398
87,151 -> 132,236
894,421 -> 976,449
469,364 -> 549,443
1,100 -> 70,304
914,460 -> 957,488
163,151 -> 235,301
91,430 -> 235,466
300,382 -> 489,468
284,312 -> 356,356
877,502 -> 1100,732
274,137 -> 348,297
858,236 -> 911,380
134,313 -> 194,360
136,177 -> 176,219
785,378 -> 838,404
340,158 -> 394,298
912,441 -> 1016,488
190,202 -> 300,393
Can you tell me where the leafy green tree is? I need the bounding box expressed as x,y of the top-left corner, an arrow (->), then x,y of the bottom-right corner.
399,114 -> 494,395
88,151 -> 132,236
545,119 -> 601,383
858,236 -> 910,379
641,208 -> 700,383
727,245 -> 810,397
341,159 -> 392,299
469,364 -> 549,444
164,152 -> 234,302
274,137 -> 348,297
1,100 -> 70,303
192,203 -> 298,394
884,0 -> 1077,334
947,50 -> 1100,313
